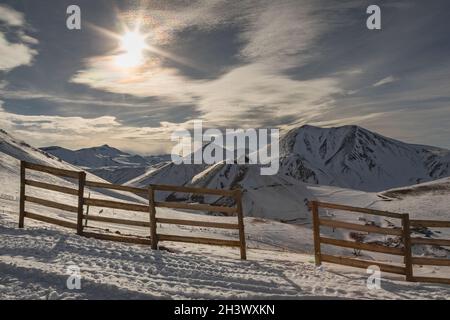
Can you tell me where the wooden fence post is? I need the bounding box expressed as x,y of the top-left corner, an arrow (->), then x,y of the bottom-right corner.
76,171 -> 86,235
84,192 -> 90,227
18,160 -> 26,228
235,189 -> 247,260
311,201 -> 322,266
149,185 -> 158,250
402,213 -> 413,281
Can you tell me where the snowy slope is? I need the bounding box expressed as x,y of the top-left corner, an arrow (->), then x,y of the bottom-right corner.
0,129 -> 146,207
279,125 -> 450,191
0,129 -> 100,183
89,166 -> 147,185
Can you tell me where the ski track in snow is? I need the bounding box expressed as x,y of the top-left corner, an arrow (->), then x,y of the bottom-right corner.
1,213 -> 449,300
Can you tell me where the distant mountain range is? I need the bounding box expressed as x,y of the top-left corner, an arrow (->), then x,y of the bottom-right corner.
37,125 -> 450,192
127,125 -> 450,194
40,145 -> 171,184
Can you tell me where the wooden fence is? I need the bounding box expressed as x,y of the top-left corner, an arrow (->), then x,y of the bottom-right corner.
18,161 -> 246,260
309,201 -> 450,285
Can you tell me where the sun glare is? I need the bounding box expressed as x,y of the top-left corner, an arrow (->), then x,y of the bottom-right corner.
115,30 -> 148,68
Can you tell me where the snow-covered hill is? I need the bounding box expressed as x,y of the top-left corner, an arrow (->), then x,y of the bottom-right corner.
41,145 -> 171,184
0,129 -> 145,206
1,129 -> 91,176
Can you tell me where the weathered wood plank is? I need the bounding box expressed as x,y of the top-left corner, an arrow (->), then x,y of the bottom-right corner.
77,172 -> 86,235
410,220 -> 450,228
321,254 -> 406,275
85,180 -> 147,195
25,179 -> 79,195
411,257 -> 450,266
319,218 -> 403,236
25,195 -> 78,213
19,161 -> 26,228
156,217 -> 239,229
402,214 -> 413,281
158,234 -> 241,247
152,184 -> 235,196
23,161 -> 80,178
83,214 -> 150,227
83,231 -> 152,245
24,211 -> 77,229
412,276 -> 450,285
314,201 -> 404,218
320,237 -> 405,255
148,186 -> 158,249
235,190 -> 246,260
411,237 -> 450,246
311,201 -> 322,266
84,198 -> 149,212
155,201 -> 236,214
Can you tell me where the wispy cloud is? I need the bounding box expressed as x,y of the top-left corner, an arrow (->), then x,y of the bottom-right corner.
71,0 -> 351,129
373,76 -> 397,87
0,103 -> 184,154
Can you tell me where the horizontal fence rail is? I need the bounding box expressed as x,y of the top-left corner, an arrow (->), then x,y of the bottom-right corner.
18,161 -> 246,260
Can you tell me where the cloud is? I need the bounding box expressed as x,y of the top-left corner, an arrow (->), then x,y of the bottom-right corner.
373,76 -> 397,87
71,56 -> 343,128
0,5 -> 38,72
0,33 -> 38,71
0,104 -> 190,154
0,4 -> 25,26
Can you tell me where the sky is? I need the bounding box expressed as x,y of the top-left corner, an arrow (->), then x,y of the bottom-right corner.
0,0 -> 450,155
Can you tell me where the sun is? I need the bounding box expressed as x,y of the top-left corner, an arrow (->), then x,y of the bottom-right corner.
115,30 -> 148,68
121,31 -> 147,53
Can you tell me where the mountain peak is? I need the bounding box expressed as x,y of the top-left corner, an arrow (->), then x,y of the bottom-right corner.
278,124 -> 450,191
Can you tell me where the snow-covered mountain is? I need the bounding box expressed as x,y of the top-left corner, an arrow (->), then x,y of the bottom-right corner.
41,145 -> 171,184
278,125 -> 450,191
130,124 -> 450,194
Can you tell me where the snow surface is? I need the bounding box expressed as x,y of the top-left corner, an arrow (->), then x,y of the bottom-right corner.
1,212 -> 449,300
